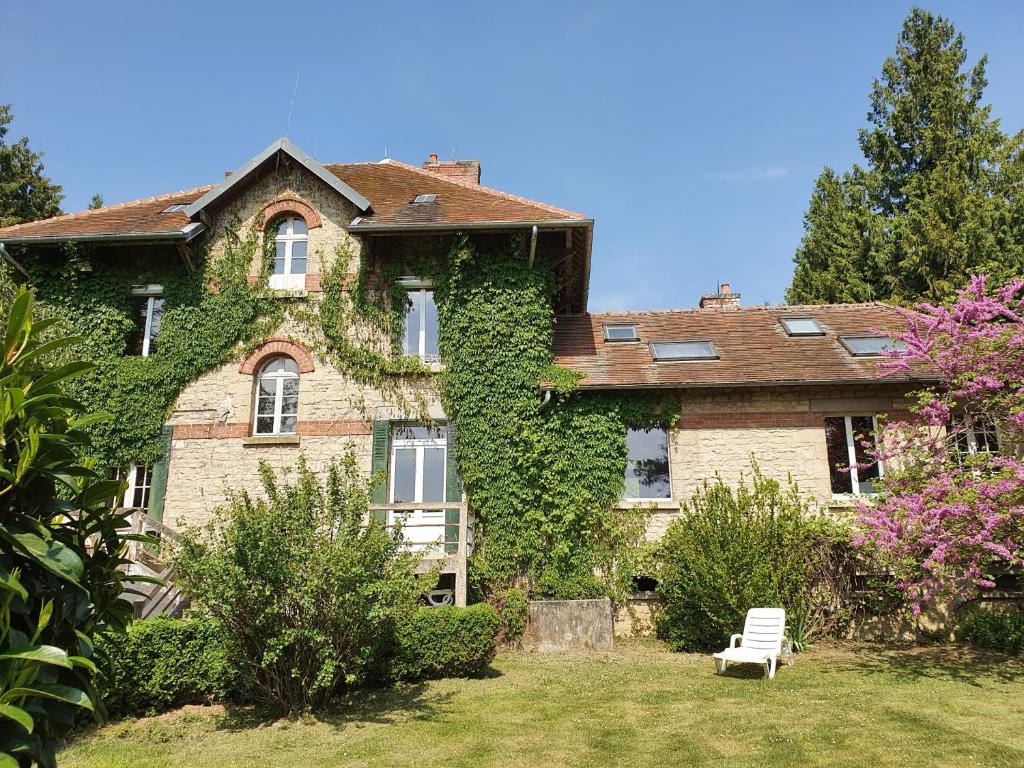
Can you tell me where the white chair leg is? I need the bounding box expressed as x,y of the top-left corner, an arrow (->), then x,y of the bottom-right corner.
767,657 -> 776,680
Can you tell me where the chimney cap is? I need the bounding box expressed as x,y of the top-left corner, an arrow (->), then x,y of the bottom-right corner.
720,282 -> 731,294
428,153 -> 438,163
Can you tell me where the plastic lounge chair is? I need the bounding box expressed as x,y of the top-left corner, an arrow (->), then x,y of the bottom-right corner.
712,608 -> 789,679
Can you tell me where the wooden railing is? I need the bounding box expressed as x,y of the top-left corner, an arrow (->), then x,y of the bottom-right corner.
367,502 -> 468,606
121,509 -> 186,618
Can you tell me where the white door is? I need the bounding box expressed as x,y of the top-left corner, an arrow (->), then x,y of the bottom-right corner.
389,425 -> 447,551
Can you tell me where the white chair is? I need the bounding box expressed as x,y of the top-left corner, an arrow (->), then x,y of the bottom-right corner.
712,608 -> 789,679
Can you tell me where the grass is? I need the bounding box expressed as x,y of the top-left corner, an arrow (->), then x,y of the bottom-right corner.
61,640 -> 1024,768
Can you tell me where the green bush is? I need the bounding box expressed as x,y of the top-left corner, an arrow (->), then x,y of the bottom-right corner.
958,610 -> 1024,655
654,462 -> 850,652
389,605 -> 500,682
97,617 -> 233,716
495,588 -> 529,646
175,453 -> 424,715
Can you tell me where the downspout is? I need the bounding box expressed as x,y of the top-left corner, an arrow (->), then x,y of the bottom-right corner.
527,225 -> 538,268
0,242 -> 30,280
539,389 -> 553,410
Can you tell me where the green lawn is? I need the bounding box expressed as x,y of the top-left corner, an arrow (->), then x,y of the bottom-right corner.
61,641 -> 1024,768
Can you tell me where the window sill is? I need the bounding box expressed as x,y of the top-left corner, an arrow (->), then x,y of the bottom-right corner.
618,499 -> 679,511
829,494 -> 877,506
243,435 -> 301,447
269,288 -> 308,299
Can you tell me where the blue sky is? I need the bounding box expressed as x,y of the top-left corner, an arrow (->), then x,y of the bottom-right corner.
2,1 -> 1022,311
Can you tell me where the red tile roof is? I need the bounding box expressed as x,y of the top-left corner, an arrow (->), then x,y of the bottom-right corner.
0,160 -> 586,243
552,303 -> 936,388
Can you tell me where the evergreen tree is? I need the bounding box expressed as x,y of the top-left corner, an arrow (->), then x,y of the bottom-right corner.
90,193 -> 104,209
788,9 -> 1024,305
0,104 -> 63,227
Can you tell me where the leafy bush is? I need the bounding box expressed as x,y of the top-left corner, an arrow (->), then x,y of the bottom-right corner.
1,288 -> 137,767
388,605 -> 500,681
654,462 -> 851,652
958,610 -> 1024,655
174,453 -> 423,715
493,588 -> 529,647
96,617 -> 233,717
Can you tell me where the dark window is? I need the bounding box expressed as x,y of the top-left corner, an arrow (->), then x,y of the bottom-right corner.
839,335 -> 905,357
129,295 -> 164,356
624,427 -> 671,499
650,340 -> 717,361
825,416 -> 881,495
780,316 -> 824,336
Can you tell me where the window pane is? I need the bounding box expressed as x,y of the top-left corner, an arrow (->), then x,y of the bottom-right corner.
393,425 -> 447,441
825,417 -> 853,494
279,415 -> 297,434
973,416 -> 999,453
274,257 -> 286,275
258,379 -> 276,397
423,447 -> 446,503
257,396 -> 276,415
392,448 -> 416,503
281,396 -> 298,415
423,291 -> 439,358
282,378 -> 299,397
148,298 -> 164,354
650,340 -> 717,360
851,416 -> 880,492
604,324 -> 638,341
291,218 -> 307,235
277,220 -> 290,236
780,317 -> 824,336
290,258 -> 307,275
403,291 -> 421,355
255,416 -> 274,434
840,335 -> 905,356
624,428 -> 670,499
130,298 -> 148,355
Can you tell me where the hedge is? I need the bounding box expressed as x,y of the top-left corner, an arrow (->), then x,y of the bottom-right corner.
97,616 -> 234,717
388,604 -> 501,682
958,610 -> 1024,655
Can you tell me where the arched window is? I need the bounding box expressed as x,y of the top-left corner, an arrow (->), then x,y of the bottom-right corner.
254,356 -> 299,435
270,216 -> 307,290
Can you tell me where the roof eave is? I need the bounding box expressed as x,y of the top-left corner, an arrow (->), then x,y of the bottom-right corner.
0,231 -> 187,245
183,137 -> 371,219
540,375 -> 941,392
348,218 -> 593,233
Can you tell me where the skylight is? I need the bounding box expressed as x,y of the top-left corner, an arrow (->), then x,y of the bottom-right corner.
604,323 -> 638,342
780,316 -> 825,336
839,335 -> 906,357
161,204 -> 187,213
412,194 -> 438,203
650,340 -> 718,361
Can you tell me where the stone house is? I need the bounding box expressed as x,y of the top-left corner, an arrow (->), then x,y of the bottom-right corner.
0,138 -> 955,607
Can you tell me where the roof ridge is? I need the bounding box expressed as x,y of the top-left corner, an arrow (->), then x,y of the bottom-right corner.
351,158 -> 587,220
0,184 -> 215,233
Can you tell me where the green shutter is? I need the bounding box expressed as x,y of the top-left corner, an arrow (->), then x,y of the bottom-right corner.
445,425 -> 463,553
370,420 -> 391,523
149,425 -> 173,522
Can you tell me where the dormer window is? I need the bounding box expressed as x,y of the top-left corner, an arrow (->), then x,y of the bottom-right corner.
839,334 -> 905,357
604,323 -> 639,342
780,316 -> 824,336
270,216 -> 307,290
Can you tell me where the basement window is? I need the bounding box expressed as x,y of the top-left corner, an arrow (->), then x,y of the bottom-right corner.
650,340 -> 718,361
412,194 -> 438,204
603,323 -> 639,342
839,335 -> 905,357
780,316 -> 824,336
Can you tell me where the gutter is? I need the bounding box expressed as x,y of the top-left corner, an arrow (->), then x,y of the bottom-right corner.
0,231 -> 188,245
348,218 -> 593,233
528,225 -> 538,268
538,375 -> 942,392
0,242 -> 30,279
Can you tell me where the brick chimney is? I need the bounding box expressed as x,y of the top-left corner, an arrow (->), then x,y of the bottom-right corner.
422,154 -> 481,185
699,282 -> 741,310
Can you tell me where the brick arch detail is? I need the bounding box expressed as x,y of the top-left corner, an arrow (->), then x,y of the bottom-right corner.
260,196 -> 322,229
239,338 -> 315,375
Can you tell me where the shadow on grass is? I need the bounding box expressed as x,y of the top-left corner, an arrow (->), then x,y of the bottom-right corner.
837,644 -> 1024,686
211,666 -> 501,732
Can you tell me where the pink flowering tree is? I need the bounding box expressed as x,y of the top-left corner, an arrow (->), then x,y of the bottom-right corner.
855,275 -> 1024,612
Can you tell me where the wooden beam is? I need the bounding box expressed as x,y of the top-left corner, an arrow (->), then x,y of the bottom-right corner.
176,242 -> 195,272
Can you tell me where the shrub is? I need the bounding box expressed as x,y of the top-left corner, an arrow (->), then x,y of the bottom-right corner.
494,588 -> 529,646
174,453 -> 423,715
958,610 -> 1024,655
1,288 -> 137,767
96,616 -> 233,716
388,604 -> 500,682
654,462 -> 850,652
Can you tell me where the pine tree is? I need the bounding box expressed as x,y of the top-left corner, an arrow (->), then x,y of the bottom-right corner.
0,104 -> 63,228
89,193 -> 104,209
788,9 -> 1024,305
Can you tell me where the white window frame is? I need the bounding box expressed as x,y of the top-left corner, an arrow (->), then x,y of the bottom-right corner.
829,415 -> 883,498
954,413 -> 1000,460
398,277 -> 440,363
130,284 -> 163,357
253,357 -> 300,436
388,425 -> 448,506
604,323 -> 639,342
269,217 -> 308,290
622,426 -> 673,502
122,464 -> 153,510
